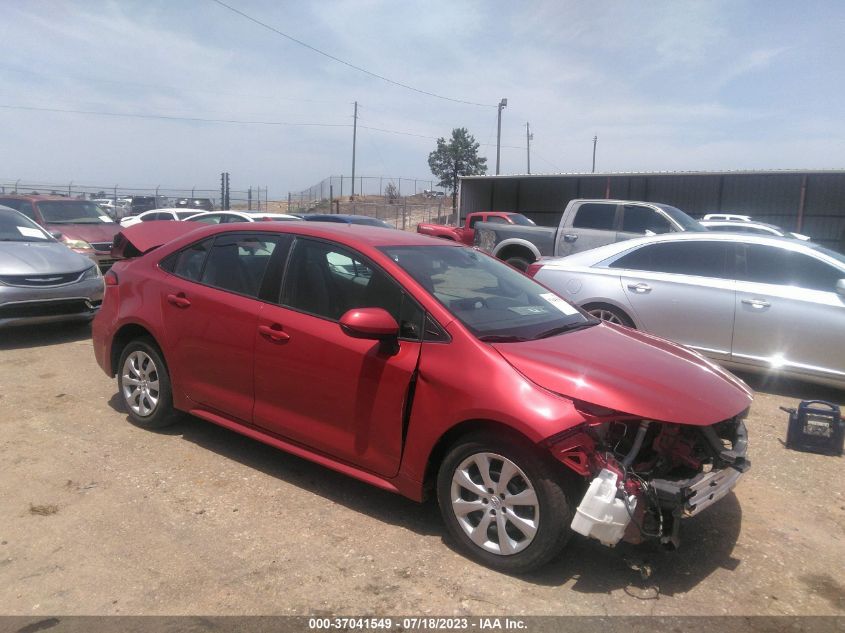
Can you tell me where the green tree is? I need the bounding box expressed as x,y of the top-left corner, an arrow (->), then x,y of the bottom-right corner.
428,128 -> 487,209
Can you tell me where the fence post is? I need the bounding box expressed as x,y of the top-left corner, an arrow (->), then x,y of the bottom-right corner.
340,175 -> 344,198
329,185 -> 333,211
155,186 -> 160,208
192,186 -> 195,197
402,199 -> 407,230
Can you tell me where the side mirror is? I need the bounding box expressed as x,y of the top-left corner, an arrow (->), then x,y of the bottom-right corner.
50,231 -> 62,240
836,279 -> 845,298
339,308 -> 399,340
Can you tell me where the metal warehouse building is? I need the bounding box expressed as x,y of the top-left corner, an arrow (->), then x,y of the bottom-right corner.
458,170 -> 845,251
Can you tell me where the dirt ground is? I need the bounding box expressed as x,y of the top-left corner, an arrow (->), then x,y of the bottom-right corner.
1,323 -> 844,616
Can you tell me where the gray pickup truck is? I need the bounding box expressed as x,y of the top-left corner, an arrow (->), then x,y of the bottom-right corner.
474,198 -> 705,270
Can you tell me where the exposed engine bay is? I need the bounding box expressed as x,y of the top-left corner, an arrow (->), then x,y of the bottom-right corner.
547,408 -> 751,548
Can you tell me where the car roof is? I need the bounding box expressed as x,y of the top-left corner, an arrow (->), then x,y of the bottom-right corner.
0,194 -> 90,201
544,231 -> 834,267
700,219 -> 782,230
117,218 -> 460,256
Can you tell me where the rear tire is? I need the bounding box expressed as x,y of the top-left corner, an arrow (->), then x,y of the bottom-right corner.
436,432 -> 576,574
584,303 -> 635,328
505,256 -> 531,272
117,338 -> 179,429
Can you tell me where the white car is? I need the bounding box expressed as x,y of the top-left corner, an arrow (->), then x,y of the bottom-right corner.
119,208 -> 201,227
701,217 -> 810,241
184,211 -> 301,224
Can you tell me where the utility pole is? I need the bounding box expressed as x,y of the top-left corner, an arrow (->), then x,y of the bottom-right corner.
351,101 -> 358,199
592,135 -> 598,173
526,122 -> 533,174
496,98 -> 507,175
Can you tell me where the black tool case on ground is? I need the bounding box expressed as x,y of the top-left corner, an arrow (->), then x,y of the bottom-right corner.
783,400 -> 844,456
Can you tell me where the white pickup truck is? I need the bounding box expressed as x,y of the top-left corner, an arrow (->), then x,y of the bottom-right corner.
474,198 -> 705,270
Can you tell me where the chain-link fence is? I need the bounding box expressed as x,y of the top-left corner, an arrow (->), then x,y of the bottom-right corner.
288,175 -> 448,212
0,179 -> 270,211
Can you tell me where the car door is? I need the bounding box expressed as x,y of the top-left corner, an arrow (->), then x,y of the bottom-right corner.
158,232 -> 284,421
731,243 -> 845,381
252,237 -> 424,477
556,202 -> 619,256
610,240 -> 735,360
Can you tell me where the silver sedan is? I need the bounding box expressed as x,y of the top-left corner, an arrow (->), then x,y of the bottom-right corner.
531,233 -> 845,388
0,206 -> 104,328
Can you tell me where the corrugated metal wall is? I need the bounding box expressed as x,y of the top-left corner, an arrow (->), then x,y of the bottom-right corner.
459,171 -> 845,251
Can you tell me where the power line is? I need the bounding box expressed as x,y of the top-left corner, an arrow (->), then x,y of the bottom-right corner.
0,64 -> 343,104
0,104 -> 351,127
208,0 -> 495,108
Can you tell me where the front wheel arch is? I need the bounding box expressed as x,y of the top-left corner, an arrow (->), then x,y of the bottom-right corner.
582,302 -> 635,328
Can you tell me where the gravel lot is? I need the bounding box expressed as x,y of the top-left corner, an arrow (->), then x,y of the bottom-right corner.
1,323 -> 844,616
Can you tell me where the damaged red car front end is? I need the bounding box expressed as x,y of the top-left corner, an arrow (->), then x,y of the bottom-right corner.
493,321 -> 752,550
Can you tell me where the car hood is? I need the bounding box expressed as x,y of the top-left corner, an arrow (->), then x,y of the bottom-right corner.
0,241 -> 92,275
492,323 -> 752,426
44,221 -> 120,243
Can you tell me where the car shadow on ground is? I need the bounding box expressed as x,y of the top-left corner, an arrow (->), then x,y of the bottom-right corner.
108,393 -> 744,593
734,371 -> 844,404
0,321 -> 92,350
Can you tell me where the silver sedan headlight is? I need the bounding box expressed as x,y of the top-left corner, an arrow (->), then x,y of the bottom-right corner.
80,264 -> 102,280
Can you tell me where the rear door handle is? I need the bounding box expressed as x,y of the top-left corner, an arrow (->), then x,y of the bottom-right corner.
741,298 -> 771,309
563,234 -> 578,242
166,293 -> 191,308
258,324 -> 291,343
626,282 -> 651,293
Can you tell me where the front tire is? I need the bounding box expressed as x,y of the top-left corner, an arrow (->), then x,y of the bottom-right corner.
117,338 -> 179,429
584,303 -> 635,327
436,433 -> 576,573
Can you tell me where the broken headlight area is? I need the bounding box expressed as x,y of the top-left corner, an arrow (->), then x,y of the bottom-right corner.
546,408 -> 750,549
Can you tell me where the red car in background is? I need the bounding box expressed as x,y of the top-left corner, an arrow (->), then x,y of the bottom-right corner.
93,221 -> 752,572
417,211 -> 535,245
0,194 -> 121,270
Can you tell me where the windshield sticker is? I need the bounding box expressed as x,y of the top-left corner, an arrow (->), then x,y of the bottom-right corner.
99,215 -> 112,222
17,226 -> 47,239
540,292 -> 579,316
509,306 -> 551,316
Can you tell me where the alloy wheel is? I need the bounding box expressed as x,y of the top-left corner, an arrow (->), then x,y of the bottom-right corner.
589,308 -> 624,325
449,452 -> 539,555
121,350 -> 160,417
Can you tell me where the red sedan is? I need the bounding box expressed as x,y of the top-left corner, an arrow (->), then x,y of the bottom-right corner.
93,221 -> 752,572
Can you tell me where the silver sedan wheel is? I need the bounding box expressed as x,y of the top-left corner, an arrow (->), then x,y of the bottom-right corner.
121,350 -> 160,417
449,452 -> 539,556
588,308 -> 624,325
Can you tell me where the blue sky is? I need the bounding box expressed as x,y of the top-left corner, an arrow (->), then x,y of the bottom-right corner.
0,0 -> 843,198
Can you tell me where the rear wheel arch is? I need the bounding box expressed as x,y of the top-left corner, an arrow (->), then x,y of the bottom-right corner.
110,324 -> 166,377
496,245 -> 536,268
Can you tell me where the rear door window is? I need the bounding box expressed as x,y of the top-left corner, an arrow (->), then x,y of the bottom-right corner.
0,199 -> 36,220
571,203 -> 617,230
200,234 -> 279,298
610,241 -> 730,279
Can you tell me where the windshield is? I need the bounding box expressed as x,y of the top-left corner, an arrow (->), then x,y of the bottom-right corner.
509,214 -> 536,226
655,204 -> 706,232
37,200 -> 116,224
381,245 -> 592,340
0,209 -> 52,242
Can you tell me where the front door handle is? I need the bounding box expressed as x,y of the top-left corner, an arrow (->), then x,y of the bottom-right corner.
563,234 -> 579,242
741,298 -> 771,309
258,324 -> 291,343
627,282 -> 652,293
166,293 -> 191,308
